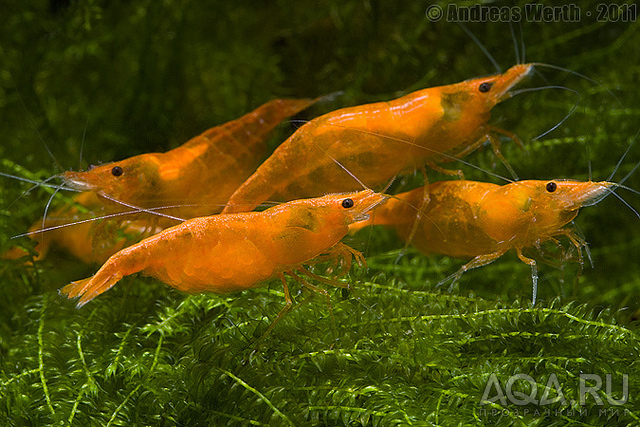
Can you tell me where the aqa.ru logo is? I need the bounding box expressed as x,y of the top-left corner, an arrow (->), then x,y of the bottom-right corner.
480,373 -> 629,406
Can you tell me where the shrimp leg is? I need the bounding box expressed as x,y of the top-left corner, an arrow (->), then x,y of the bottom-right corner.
290,270 -> 336,325
297,267 -> 349,289
515,247 -> 539,305
488,125 -> 525,150
438,248 -> 509,292
552,228 -> 589,266
401,166 -> 435,254
308,242 -> 366,276
486,132 -> 520,181
262,270 -> 336,338
263,274 -> 295,337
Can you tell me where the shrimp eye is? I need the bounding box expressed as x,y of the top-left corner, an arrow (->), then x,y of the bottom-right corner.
546,182 -> 557,193
111,166 -> 123,177
341,198 -> 354,209
478,82 -> 493,93
88,164 -> 96,171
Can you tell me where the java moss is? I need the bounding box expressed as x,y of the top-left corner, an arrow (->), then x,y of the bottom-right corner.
1,0 -> 640,425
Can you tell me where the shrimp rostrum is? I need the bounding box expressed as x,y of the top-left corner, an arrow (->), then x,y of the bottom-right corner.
352,179 -> 620,304
61,190 -> 387,329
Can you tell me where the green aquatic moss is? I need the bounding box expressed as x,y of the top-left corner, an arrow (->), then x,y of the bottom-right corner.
1,0 -> 640,425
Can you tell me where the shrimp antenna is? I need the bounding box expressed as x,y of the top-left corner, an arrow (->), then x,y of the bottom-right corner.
589,132 -> 640,220
98,192 -> 186,222
616,160 -> 640,190
510,85 -> 580,141
40,187 -> 61,244
21,175 -> 61,200
0,171 -> 80,214
12,205 -> 186,239
381,174 -> 397,195
12,203 -> 201,239
9,73 -> 65,173
604,148 -> 640,220
518,15 -> 526,63
304,133 -> 371,192
585,133 -> 593,182
530,62 -> 623,108
608,191 -> 640,220
0,171 -> 80,193
508,19 -> 520,65
79,116 -> 90,171
608,129 -> 640,182
288,119 -> 307,131
329,156 -> 369,191
458,23 -> 501,73
608,156 -> 640,207
316,122 -> 514,184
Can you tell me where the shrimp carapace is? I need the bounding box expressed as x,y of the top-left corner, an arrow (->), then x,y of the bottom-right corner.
222,64 -> 533,214
63,98 -> 318,220
352,179 -> 613,303
61,190 -> 388,313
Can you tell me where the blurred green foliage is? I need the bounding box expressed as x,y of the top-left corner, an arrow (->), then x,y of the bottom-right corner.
1,0 -> 639,425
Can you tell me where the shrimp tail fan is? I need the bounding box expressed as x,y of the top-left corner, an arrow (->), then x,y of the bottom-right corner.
60,270 -> 124,308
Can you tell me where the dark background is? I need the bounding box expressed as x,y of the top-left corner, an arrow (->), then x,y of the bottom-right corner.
1,1 -> 639,425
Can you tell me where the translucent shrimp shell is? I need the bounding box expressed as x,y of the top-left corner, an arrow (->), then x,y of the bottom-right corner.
61,190 -> 387,307
223,64 -> 532,214
356,179 -> 612,258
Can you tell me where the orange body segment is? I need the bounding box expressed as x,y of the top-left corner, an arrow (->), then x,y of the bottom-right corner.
223,64 -> 532,214
354,179 -> 612,301
6,98 -> 316,264
64,98 -> 318,220
357,179 -> 611,257
61,190 -> 387,307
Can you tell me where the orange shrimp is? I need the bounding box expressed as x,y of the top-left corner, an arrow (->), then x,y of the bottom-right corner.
4,98 -> 316,263
3,192 -> 163,264
61,190 -> 387,329
222,64 -> 532,214
63,98 -> 318,221
4,192 -> 117,263
352,179 -> 616,304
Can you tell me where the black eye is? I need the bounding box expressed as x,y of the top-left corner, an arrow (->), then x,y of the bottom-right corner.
341,198 -> 354,209
479,82 -> 493,93
111,166 -> 123,177
546,182 -> 557,193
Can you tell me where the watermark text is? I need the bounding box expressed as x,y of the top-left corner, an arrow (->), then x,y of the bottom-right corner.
480,373 -> 629,407
425,3 -> 637,23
